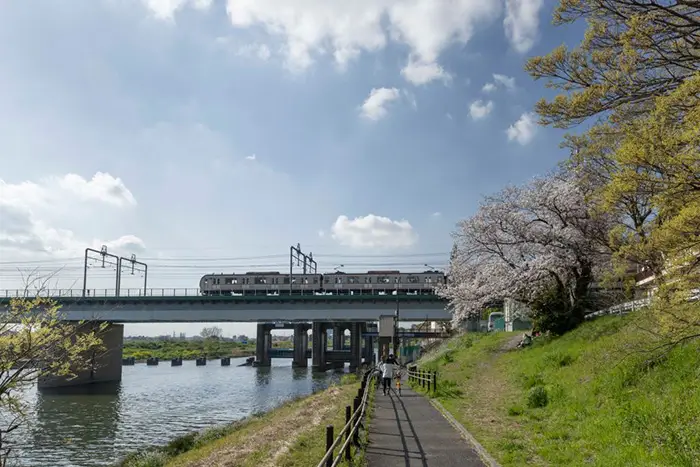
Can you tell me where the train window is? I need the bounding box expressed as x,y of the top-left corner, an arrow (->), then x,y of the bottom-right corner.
394,277 -> 401,283
424,277 -> 433,283
348,276 -> 358,284
324,277 -> 330,284
225,278 -> 239,285
364,277 -> 372,283
254,276 -> 267,285
335,277 -> 343,284
313,277 -> 318,284
303,278 -> 309,284
377,276 -> 390,283
283,277 -> 290,284
407,276 -> 419,283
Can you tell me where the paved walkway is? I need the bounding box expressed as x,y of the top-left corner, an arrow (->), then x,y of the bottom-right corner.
366,379 -> 487,467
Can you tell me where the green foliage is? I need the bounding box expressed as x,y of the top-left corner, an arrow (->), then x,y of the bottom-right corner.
413,314 -> 700,465
122,339 -> 255,360
1,296 -> 106,462
526,386 -> 549,409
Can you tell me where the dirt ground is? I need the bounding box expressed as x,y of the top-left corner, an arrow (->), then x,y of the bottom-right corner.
182,386 -> 343,467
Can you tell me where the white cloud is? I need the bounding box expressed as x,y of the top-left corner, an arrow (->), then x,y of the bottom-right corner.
317,230 -> 325,238
401,57 -> 451,85
331,214 -> 417,248
360,87 -> 400,121
482,73 -> 515,93
432,212 -> 441,218
492,74 -> 516,90
223,1 -> 501,74
469,100 -> 494,120
237,43 -> 272,61
482,83 -> 497,93
246,154 -> 257,160
58,172 -> 136,207
0,173 -> 142,257
402,89 -> 417,109
142,0 -> 212,21
506,112 -> 537,145
504,0 -> 544,54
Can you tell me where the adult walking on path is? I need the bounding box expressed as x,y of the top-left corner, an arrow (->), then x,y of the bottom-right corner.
366,371 -> 490,467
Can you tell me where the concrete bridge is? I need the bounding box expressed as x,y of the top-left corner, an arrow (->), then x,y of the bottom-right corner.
0,289 -> 452,391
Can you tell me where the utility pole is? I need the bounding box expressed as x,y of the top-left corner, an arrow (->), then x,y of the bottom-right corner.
289,243 -> 317,294
394,284 -> 400,356
117,254 -> 148,296
83,246 -> 119,297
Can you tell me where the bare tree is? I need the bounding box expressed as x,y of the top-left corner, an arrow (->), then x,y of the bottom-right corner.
200,326 -> 223,339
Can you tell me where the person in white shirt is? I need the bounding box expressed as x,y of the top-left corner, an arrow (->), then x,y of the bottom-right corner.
380,353 -> 398,395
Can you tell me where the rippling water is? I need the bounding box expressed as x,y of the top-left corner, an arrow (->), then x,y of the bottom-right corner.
10,357 -> 342,467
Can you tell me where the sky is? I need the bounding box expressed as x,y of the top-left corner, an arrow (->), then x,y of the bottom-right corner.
0,0 -> 586,337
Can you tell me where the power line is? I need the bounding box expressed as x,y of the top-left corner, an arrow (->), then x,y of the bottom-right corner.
0,253 -> 449,267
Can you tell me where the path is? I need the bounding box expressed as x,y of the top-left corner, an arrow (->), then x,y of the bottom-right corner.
366,377 -> 487,466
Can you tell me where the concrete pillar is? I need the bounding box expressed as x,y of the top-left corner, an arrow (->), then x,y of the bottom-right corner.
38,322 -> 124,390
255,323 -> 271,367
349,322 -> 362,372
311,322 -> 327,371
292,324 -> 309,368
332,325 -> 343,350
378,336 -> 392,362
363,335 -> 374,365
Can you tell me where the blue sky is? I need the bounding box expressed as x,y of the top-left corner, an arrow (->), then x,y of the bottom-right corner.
0,0 -> 585,337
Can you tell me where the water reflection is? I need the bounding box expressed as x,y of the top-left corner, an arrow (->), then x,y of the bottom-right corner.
13,356 -> 341,466
32,383 -> 122,466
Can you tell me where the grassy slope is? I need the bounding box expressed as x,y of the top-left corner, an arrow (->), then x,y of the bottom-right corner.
413,314 -> 700,467
161,373 -> 369,467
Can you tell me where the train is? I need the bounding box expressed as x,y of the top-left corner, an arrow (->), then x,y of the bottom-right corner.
199,270 -> 447,296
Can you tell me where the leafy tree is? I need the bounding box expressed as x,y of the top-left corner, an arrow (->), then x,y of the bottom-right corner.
0,296 -> 106,464
200,326 -> 223,339
526,0 -> 699,128
439,171 -> 613,334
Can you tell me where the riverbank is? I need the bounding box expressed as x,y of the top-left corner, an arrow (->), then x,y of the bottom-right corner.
122,339 -> 256,360
117,373 -> 372,467
412,313 -> 700,466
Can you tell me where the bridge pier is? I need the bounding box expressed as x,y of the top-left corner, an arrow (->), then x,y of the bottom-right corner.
255,323 -> 272,367
292,323 -> 310,368
331,325 -> 346,368
349,322 -> 362,372
38,322 -> 124,390
363,334 -> 374,365
311,322 -> 327,371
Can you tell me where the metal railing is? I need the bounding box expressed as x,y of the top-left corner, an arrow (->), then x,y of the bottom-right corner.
0,288 -> 445,299
407,365 -> 438,394
316,367 -> 377,467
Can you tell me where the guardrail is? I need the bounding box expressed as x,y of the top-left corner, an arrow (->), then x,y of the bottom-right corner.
407,365 -> 438,394
316,367 -> 377,467
0,288 -> 445,299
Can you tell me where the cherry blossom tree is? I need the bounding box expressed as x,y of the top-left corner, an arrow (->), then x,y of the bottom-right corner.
439,171 -> 613,334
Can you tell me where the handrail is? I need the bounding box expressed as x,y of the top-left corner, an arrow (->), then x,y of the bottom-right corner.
0,288 -> 445,299
407,365 -> 438,394
316,367 -> 378,467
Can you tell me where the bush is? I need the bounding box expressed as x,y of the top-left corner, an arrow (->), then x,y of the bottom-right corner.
527,386 -> 549,408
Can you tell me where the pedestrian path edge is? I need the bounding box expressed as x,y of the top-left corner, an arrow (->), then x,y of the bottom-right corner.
429,398 -> 502,467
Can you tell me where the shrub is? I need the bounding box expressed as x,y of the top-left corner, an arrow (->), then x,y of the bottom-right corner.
527,386 -> 549,408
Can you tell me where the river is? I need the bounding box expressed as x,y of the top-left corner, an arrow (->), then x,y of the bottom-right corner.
9,357 -> 344,467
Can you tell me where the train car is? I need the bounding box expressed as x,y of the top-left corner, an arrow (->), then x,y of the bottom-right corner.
322,270 -> 446,295
200,270 -> 446,296
200,272 -> 323,295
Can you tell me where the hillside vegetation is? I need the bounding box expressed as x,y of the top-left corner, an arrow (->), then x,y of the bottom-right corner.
414,312 -> 700,466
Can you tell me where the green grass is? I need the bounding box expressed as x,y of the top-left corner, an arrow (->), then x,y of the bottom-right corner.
410,314 -> 700,466
115,371 -> 374,467
275,373 -> 376,467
